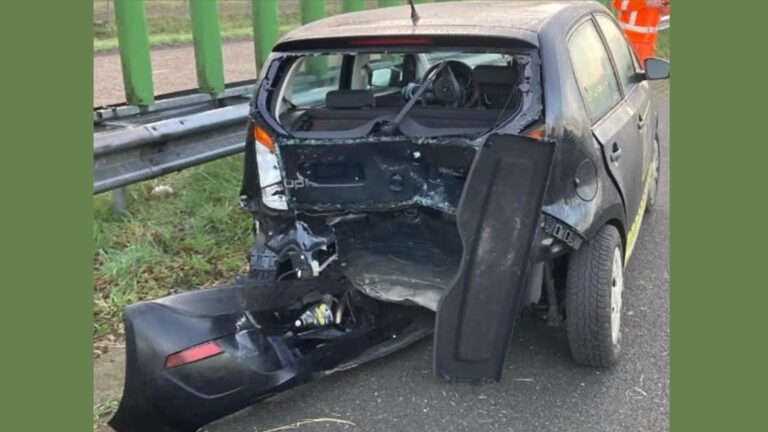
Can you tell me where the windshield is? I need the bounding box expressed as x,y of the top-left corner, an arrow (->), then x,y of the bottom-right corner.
271,50 -> 526,136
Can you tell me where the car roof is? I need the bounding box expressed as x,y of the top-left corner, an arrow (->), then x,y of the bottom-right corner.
275,1 -> 604,50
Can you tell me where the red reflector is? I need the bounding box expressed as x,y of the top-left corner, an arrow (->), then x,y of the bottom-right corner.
165,341 -> 223,369
349,37 -> 431,46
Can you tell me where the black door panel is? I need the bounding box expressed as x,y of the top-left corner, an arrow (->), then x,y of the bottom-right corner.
593,100 -> 645,225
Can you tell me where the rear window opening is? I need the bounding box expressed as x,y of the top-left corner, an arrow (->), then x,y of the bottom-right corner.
270,50 -> 530,136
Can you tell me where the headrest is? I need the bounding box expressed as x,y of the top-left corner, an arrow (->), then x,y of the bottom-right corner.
325,90 -> 375,109
472,65 -> 517,85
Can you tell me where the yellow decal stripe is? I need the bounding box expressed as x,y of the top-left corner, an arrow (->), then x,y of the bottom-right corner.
624,159 -> 655,264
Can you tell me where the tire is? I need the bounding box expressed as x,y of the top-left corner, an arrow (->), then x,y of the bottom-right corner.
566,224 -> 624,367
645,134 -> 661,213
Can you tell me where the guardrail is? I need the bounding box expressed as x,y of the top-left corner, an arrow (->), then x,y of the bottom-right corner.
93,84 -> 254,212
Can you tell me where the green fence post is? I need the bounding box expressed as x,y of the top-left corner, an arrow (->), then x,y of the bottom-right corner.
114,0 -> 154,106
378,0 -> 401,7
252,0 -> 280,72
190,0 -> 225,94
300,0 -> 328,75
343,0 -> 366,13
301,0 -> 326,23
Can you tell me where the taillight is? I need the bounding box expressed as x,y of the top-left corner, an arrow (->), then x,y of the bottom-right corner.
165,341 -> 223,369
349,37 -> 432,46
523,125 -> 545,140
253,124 -> 275,153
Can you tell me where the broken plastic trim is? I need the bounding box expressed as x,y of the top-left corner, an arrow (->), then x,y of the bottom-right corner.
109,279 -> 434,432
266,220 -> 338,279
435,135 -> 555,382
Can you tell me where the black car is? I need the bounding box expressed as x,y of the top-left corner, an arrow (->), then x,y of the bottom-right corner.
111,2 -> 669,431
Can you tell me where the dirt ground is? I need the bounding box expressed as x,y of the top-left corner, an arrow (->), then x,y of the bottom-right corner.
93,39 -> 257,107
93,348 -> 125,431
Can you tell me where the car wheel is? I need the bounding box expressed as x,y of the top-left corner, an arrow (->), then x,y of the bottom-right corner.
645,134 -> 661,213
566,224 -> 623,367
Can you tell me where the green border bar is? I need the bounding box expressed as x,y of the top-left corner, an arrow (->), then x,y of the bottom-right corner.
114,0 -> 154,106
343,0 -> 366,13
252,0 -> 280,71
190,0 -> 225,94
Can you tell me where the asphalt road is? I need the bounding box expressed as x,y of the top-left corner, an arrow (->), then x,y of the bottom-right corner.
204,93 -> 670,432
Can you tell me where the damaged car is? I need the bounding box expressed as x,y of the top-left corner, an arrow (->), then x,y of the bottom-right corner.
110,2 -> 670,431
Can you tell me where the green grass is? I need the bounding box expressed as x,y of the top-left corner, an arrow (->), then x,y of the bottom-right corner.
656,29 -> 671,59
93,155 -> 252,340
93,398 -> 120,424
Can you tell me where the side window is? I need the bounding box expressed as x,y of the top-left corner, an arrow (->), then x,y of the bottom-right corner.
568,20 -> 621,121
286,55 -> 343,108
596,15 -> 639,91
365,53 -> 405,93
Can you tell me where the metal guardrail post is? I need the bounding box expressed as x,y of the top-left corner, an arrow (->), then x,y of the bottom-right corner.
378,0 -> 400,6
190,0 -> 225,94
343,0 -> 366,13
252,0 -> 280,71
114,0 -> 154,106
300,0 -> 328,75
112,187 -> 129,215
301,0 -> 326,24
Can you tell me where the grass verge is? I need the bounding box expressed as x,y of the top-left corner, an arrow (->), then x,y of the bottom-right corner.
93,155 -> 252,342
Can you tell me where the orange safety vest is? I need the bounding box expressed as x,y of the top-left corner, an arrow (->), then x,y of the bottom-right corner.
613,0 -> 669,63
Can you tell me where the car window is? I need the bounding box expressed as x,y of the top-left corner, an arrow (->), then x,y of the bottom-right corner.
366,53 -> 405,93
424,52 -> 512,67
286,55 -> 343,108
596,15 -> 638,91
568,20 -> 621,120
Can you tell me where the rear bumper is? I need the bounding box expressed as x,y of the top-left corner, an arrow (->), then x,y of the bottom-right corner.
109,280 -> 432,432
109,297 -> 301,432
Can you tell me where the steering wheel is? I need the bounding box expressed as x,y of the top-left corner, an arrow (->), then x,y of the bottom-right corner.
419,60 -> 472,107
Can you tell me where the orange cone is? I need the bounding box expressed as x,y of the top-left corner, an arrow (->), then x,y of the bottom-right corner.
613,0 -> 668,63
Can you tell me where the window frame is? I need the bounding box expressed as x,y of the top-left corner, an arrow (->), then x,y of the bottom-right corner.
566,15 -> 625,123
593,12 -> 642,96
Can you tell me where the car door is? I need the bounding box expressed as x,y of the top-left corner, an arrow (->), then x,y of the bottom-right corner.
568,18 -> 645,226
595,13 -> 654,189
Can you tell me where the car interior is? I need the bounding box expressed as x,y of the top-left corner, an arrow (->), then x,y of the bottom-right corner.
273,52 -> 523,133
